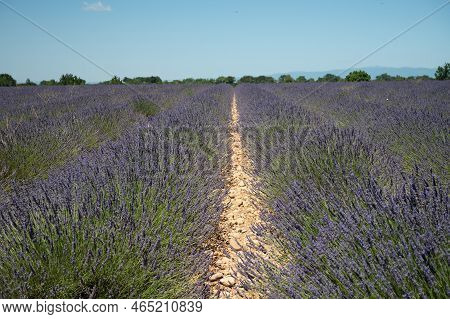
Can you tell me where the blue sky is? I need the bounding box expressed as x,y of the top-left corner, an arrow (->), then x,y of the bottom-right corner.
1,0 -> 449,82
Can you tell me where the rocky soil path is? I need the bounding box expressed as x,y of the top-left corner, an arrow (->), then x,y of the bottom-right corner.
208,93 -> 268,299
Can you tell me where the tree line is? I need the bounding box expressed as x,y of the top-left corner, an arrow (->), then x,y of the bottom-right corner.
0,73 -> 86,87
1,63 -> 448,87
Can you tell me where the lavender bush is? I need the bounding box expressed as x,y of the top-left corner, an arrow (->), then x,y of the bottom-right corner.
263,81 -> 449,179
0,84 -> 233,298
0,84 -> 203,184
236,84 -> 449,298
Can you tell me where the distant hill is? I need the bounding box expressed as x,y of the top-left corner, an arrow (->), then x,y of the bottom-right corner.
272,66 -> 436,80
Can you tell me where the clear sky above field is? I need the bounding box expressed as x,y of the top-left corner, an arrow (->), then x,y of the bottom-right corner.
1,0 -> 449,82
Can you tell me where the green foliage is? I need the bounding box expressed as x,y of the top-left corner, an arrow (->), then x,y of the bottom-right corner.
345,70 -> 371,82
59,74 -> 86,85
173,78 -> 215,84
379,74 -> 433,81
435,62 -> 449,80
255,75 -> 276,83
375,73 -> 393,81
102,76 -> 123,85
0,177 -> 203,298
375,73 -> 409,81
295,75 -> 315,83
40,79 -> 58,86
278,74 -> 295,83
215,76 -> 236,85
0,113 -> 131,182
238,76 -> 255,83
25,78 -> 36,86
393,75 -> 406,81
123,76 -> 162,84
317,73 -> 341,82
238,75 -> 275,83
414,75 -> 432,81
0,73 -> 16,86
133,100 -> 160,117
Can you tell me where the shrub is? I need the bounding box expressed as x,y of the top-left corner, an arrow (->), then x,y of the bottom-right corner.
238,75 -> 275,83
278,74 -> 294,83
59,74 -> 86,85
215,76 -> 236,85
133,100 -> 160,117
317,73 -> 341,82
123,76 -> 162,84
40,79 -> 58,85
435,63 -> 449,80
102,76 -> 122,85
345,70 -> 371,82
0,74 -> 16,86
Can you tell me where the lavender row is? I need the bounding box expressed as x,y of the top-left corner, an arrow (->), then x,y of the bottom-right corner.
235,84 -> 448,298
262,81 -> 449,179
0,85 -> 204,183
0,84 -> 233,298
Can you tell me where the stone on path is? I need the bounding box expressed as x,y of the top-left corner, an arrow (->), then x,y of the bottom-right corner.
209,272 -> 223,282
229,237 -> 242,251
220,276 -> 236,287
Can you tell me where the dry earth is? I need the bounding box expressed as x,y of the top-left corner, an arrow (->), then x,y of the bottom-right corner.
208,93 -> 272,299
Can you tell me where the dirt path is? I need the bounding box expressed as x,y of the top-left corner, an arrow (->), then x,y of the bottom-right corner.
208,93 -> 266,298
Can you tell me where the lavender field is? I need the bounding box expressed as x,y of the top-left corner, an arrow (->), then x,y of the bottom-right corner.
0,82 -> 448,298
237,82 -> 449,298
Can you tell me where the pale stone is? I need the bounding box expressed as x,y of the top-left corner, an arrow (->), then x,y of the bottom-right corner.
229,237 -> 241,251
220,276 -> 236,287
209,272 -> 223,281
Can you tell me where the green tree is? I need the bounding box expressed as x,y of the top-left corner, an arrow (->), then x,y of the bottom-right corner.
59,74 -> 86,85
375,73 -> 394,81
25,78 -> 37,86
435,63 -> 449,80
238,75 -> 275,83
345,70 -> 371,82
255,75 -> 275,83
0,73 -> 17,86
123,76 -> 162,84
110,76 -> 122,84
180,78 -> 195,84
393,75 -> 406,81
215,76 -> 235,85
296,75 -> 307,83
102,76 -> 122,84
415,75 -> 432,81
142,76 -> 162,84
238,75 -> 255,83
40,79 -> 58,85
317,73 -> 341,82
278,74 -> 294,83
